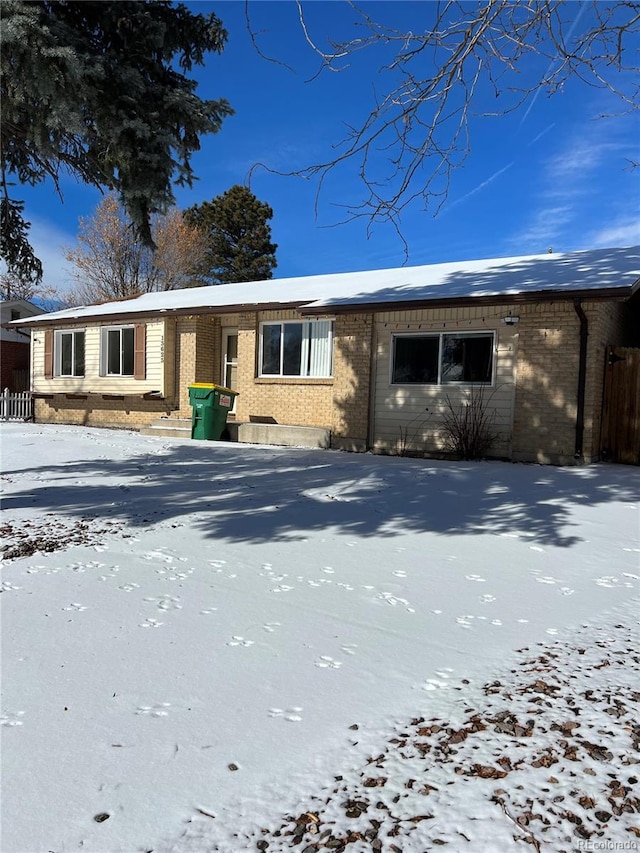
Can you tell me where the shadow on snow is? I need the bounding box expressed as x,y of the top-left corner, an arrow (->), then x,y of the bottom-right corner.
4,440 -> 640,548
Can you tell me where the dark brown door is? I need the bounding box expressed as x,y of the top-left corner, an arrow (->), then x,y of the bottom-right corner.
601,346 -> 640,465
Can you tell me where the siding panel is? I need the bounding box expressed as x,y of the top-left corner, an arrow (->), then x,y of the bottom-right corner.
372,306 -> 517,457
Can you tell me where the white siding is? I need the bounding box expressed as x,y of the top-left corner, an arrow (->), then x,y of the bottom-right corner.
32,320 -> 168,395
372,306 -> 518,457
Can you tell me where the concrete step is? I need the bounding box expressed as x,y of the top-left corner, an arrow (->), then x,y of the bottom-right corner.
139,418 -> 331,449
236,422 -> 330,449
139,417 -> 191,439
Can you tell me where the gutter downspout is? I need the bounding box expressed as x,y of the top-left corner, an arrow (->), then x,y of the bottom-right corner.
366,314 -> 376,451
573,299 -> 588,461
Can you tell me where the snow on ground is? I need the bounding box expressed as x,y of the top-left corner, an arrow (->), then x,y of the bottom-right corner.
0,423 -> 638,853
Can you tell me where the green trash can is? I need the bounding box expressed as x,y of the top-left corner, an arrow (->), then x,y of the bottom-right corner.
188,383 -> 238,441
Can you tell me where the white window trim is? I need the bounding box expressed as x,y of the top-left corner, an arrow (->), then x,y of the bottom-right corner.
100,325 -> 135,377
54,329 -> 85,378
258,319 -> 334,378
390,330 -> 496,386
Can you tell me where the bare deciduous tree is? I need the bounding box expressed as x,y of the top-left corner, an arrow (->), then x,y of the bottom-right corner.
248,1 -> 639,235
65,194 -> 208,306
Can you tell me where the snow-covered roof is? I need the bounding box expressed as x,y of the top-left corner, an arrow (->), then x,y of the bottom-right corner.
15,246 -> 640,326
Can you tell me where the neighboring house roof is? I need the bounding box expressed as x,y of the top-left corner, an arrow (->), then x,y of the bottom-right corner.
0,299 -> 46,342
11,246 -> 640,328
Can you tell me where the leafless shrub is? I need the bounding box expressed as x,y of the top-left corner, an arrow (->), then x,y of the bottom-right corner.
439,388 -> 501,460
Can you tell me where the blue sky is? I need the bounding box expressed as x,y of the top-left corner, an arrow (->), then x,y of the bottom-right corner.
15,1 -> 640,294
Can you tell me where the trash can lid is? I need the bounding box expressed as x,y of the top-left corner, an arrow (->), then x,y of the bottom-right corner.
189,383 -> 237,394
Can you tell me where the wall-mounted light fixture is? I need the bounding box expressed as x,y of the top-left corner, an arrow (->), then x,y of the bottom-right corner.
502,312 -> 520,326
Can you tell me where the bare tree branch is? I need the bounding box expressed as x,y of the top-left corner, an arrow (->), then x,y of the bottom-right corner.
247,1 -> 639,234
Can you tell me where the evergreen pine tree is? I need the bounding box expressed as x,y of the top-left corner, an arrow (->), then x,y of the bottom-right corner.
1,1 -> 233,283
185,185 -> 277,284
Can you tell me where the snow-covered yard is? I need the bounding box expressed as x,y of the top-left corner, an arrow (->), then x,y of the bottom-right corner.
1,423 -> 638,853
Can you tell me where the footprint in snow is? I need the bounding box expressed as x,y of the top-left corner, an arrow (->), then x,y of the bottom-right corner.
421,679 -> 450,691
465,574 -> 486,583
560,587 -> 575,596
63,603 -> 87,612
535,576 -> 558,585
433,667 -> 454,678
377,591 -> 415,612
0,711 -> 25,727
392,570 -> 407,578
200,608 -> 217,615
269,707 -> 303,722
595,576 -> 619,588
271,584 -> 293,593
479,594 -> 496,603
144,551 -> 173,563
315,656 -> 342,669
136,703 -> 171,717
227,636 -> 254,647
340,644 -> 357,655
144,595 -> 181,612
262,622 -> 281,633
118,583 -> 140,592
139,618 -> 163,629
320,567 -> 335,574
208,560 -> 226,568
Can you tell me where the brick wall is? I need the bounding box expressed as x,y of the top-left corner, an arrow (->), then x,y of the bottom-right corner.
34,395 -> 173,429
233,311 -> 335,428
331,314 -> 373,447
1,340 -> 30,390
511,300 -> 627,464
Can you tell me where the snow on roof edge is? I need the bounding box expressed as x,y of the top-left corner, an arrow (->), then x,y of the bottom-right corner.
14,245 -> 640,325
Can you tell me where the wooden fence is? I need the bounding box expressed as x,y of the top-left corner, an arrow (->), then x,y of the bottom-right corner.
0,388 -> 34,422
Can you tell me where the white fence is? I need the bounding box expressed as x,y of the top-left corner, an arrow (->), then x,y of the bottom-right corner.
0,388 -> 34,422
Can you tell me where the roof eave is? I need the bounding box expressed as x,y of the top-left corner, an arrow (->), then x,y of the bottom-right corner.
300,286 -> 634,315
12,300 -> 310,328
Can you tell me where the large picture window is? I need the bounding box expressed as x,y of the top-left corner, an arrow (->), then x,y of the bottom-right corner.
260,320 -> 334,378
100,326 -> 135,376
54,330 -> 85,377
392,332 -> 494,385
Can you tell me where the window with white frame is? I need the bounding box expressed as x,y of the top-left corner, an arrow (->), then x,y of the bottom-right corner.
54,330 -> 85,377
259,320 -> 334,378
100,326 -> 135,376
392,332 -> 495,385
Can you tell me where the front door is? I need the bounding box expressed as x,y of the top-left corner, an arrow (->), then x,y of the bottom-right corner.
221,328 -> 238,414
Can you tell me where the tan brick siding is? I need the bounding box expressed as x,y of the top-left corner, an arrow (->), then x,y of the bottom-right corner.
511,300 -> 627,464
34,395 -> 174,429
30,298 -> 633,462
174,315 -> 221,415
330,314 -> 372,444
232,310 -> 335,428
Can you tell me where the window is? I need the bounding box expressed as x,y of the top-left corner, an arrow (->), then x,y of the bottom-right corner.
54,330 -> 85,377
392,332 -> 494,385
259,320 -> 333,378
100,326 -> 135,376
